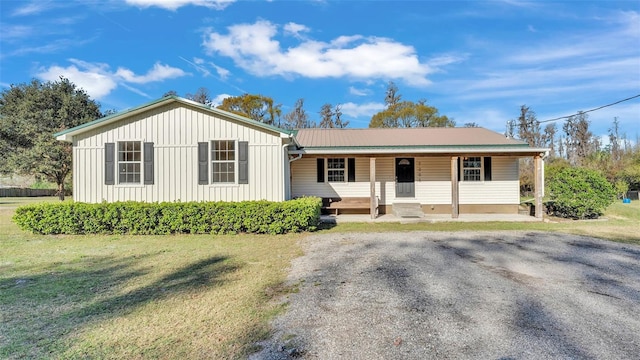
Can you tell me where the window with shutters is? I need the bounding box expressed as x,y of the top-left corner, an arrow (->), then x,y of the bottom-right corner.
118,141 -> 141,184
462,156 -> 482,181
461,156 -> 492,182
327,158 -> 345,182
211,140 -> 235,183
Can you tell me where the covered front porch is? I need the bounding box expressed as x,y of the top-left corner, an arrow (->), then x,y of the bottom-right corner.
288,127 -> 549,221
290,153 -> 547,220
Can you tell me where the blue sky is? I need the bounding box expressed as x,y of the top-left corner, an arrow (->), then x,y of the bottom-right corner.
1,0 -> 639,139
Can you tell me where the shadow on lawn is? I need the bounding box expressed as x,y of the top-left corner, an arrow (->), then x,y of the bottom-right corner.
0,254 -> 239,358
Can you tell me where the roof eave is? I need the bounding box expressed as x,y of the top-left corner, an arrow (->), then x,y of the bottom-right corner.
54,96 -> 292,142
290,146 -> 549,156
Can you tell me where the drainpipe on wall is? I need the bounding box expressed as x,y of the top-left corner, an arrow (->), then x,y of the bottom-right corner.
282,134 -> 302,201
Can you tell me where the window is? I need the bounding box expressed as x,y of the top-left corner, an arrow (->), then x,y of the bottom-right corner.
212,140 -> 235,183
462,156 -> 482,181
118,141 -> 141,184
327,158 -> 345,182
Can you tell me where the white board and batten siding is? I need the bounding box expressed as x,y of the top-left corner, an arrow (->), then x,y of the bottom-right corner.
291,156 -> 520,205
72,102 -> 287,203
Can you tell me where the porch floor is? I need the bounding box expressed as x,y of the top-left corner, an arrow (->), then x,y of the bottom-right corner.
320,213 -> 541,224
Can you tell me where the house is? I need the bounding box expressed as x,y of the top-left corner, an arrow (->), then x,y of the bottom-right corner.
55,96 -> 549,219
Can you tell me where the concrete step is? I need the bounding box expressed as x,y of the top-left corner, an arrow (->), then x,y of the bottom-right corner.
392,202 -> 424,218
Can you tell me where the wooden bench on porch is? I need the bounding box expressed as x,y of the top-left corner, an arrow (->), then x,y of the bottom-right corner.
322,197 -> 378,216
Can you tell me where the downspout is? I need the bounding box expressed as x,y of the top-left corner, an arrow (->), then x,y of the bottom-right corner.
282,134 -> 303,201
283,141 -> 290,201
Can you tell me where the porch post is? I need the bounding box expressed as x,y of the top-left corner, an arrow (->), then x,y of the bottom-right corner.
534,154 -> 543,219
451,156 -> 459,218
370,157 -> 377,219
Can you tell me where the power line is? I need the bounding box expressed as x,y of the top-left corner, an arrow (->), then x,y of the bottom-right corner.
537,94 -> 640,124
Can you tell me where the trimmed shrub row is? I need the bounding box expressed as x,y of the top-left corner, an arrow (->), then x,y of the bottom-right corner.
13,197 -> 322,235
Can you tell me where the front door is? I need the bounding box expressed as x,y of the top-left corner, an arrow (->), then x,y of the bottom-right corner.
395,158 -> 415,198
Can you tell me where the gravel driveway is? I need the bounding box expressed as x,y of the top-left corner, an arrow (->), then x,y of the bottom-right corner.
251,231 -> 640,359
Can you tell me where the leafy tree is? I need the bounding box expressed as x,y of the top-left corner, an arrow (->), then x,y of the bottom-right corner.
163,90 -> 178,97
369,100 -> 453,128
464,122 -> 479,128
282,98 -> 314,129
546,166 -> 615,219
618,163 -> 640,191
0,77 -> 102,199
217,94 -> 282,126
370,83 -> 453,128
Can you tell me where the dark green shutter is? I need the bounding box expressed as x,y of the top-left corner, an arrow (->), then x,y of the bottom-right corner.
317,158 -> 325,183
105,143 -> 115,185
238,141 -> 249,184
198,142 -> 208,185
348,158 -> 355,182
143,142 -> 154,185
458,157 -> 462,182
483,157 -> 492,181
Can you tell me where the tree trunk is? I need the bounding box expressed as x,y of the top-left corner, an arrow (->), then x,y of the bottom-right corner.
58,182 -> 65,201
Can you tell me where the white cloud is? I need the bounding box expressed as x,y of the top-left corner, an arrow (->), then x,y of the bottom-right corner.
37,61 -> 118,99
120,83 -> 152,99
349,86 -> 370,96
36,59 -> 187,99
211,93 -> 232,106
210,62 -> 230,79
115,62 -> 186,83
11,1 -> 57,16
124,0 -> 235,11
179,56 -> 230,80
340,102 -> 386,118
2,25 -> 33,40
202,20 -> 437,86
179,56 -> 211,77
283,22 -> 310,38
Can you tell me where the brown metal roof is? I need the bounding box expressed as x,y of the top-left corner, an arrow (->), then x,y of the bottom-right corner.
295,127 -> 528,148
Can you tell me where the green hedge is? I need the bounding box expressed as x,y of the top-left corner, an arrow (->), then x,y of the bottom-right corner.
545,167 -> 615,219
12,197 -> 322,235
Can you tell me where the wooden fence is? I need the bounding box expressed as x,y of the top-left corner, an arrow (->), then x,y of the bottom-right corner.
0,188 -> 58,197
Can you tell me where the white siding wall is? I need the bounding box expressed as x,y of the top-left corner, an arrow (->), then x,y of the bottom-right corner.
291,156 -> 520,205
459,156 -> 520,204
72,103 -> 285,203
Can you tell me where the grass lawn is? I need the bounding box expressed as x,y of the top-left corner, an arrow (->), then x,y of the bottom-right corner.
1,198 -> 302,359
1,197 -> 638,359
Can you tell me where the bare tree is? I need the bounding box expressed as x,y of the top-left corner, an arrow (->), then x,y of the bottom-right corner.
318,103 -> 335,128
516,105 -> 542,147
384,81 -> 401,108
505,120 -> 516,138
186,87 -> 212,105
542,123 -> 557,157
282,98 -> 313,129
333,104 -> 349,128
563,111 -> 594,166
